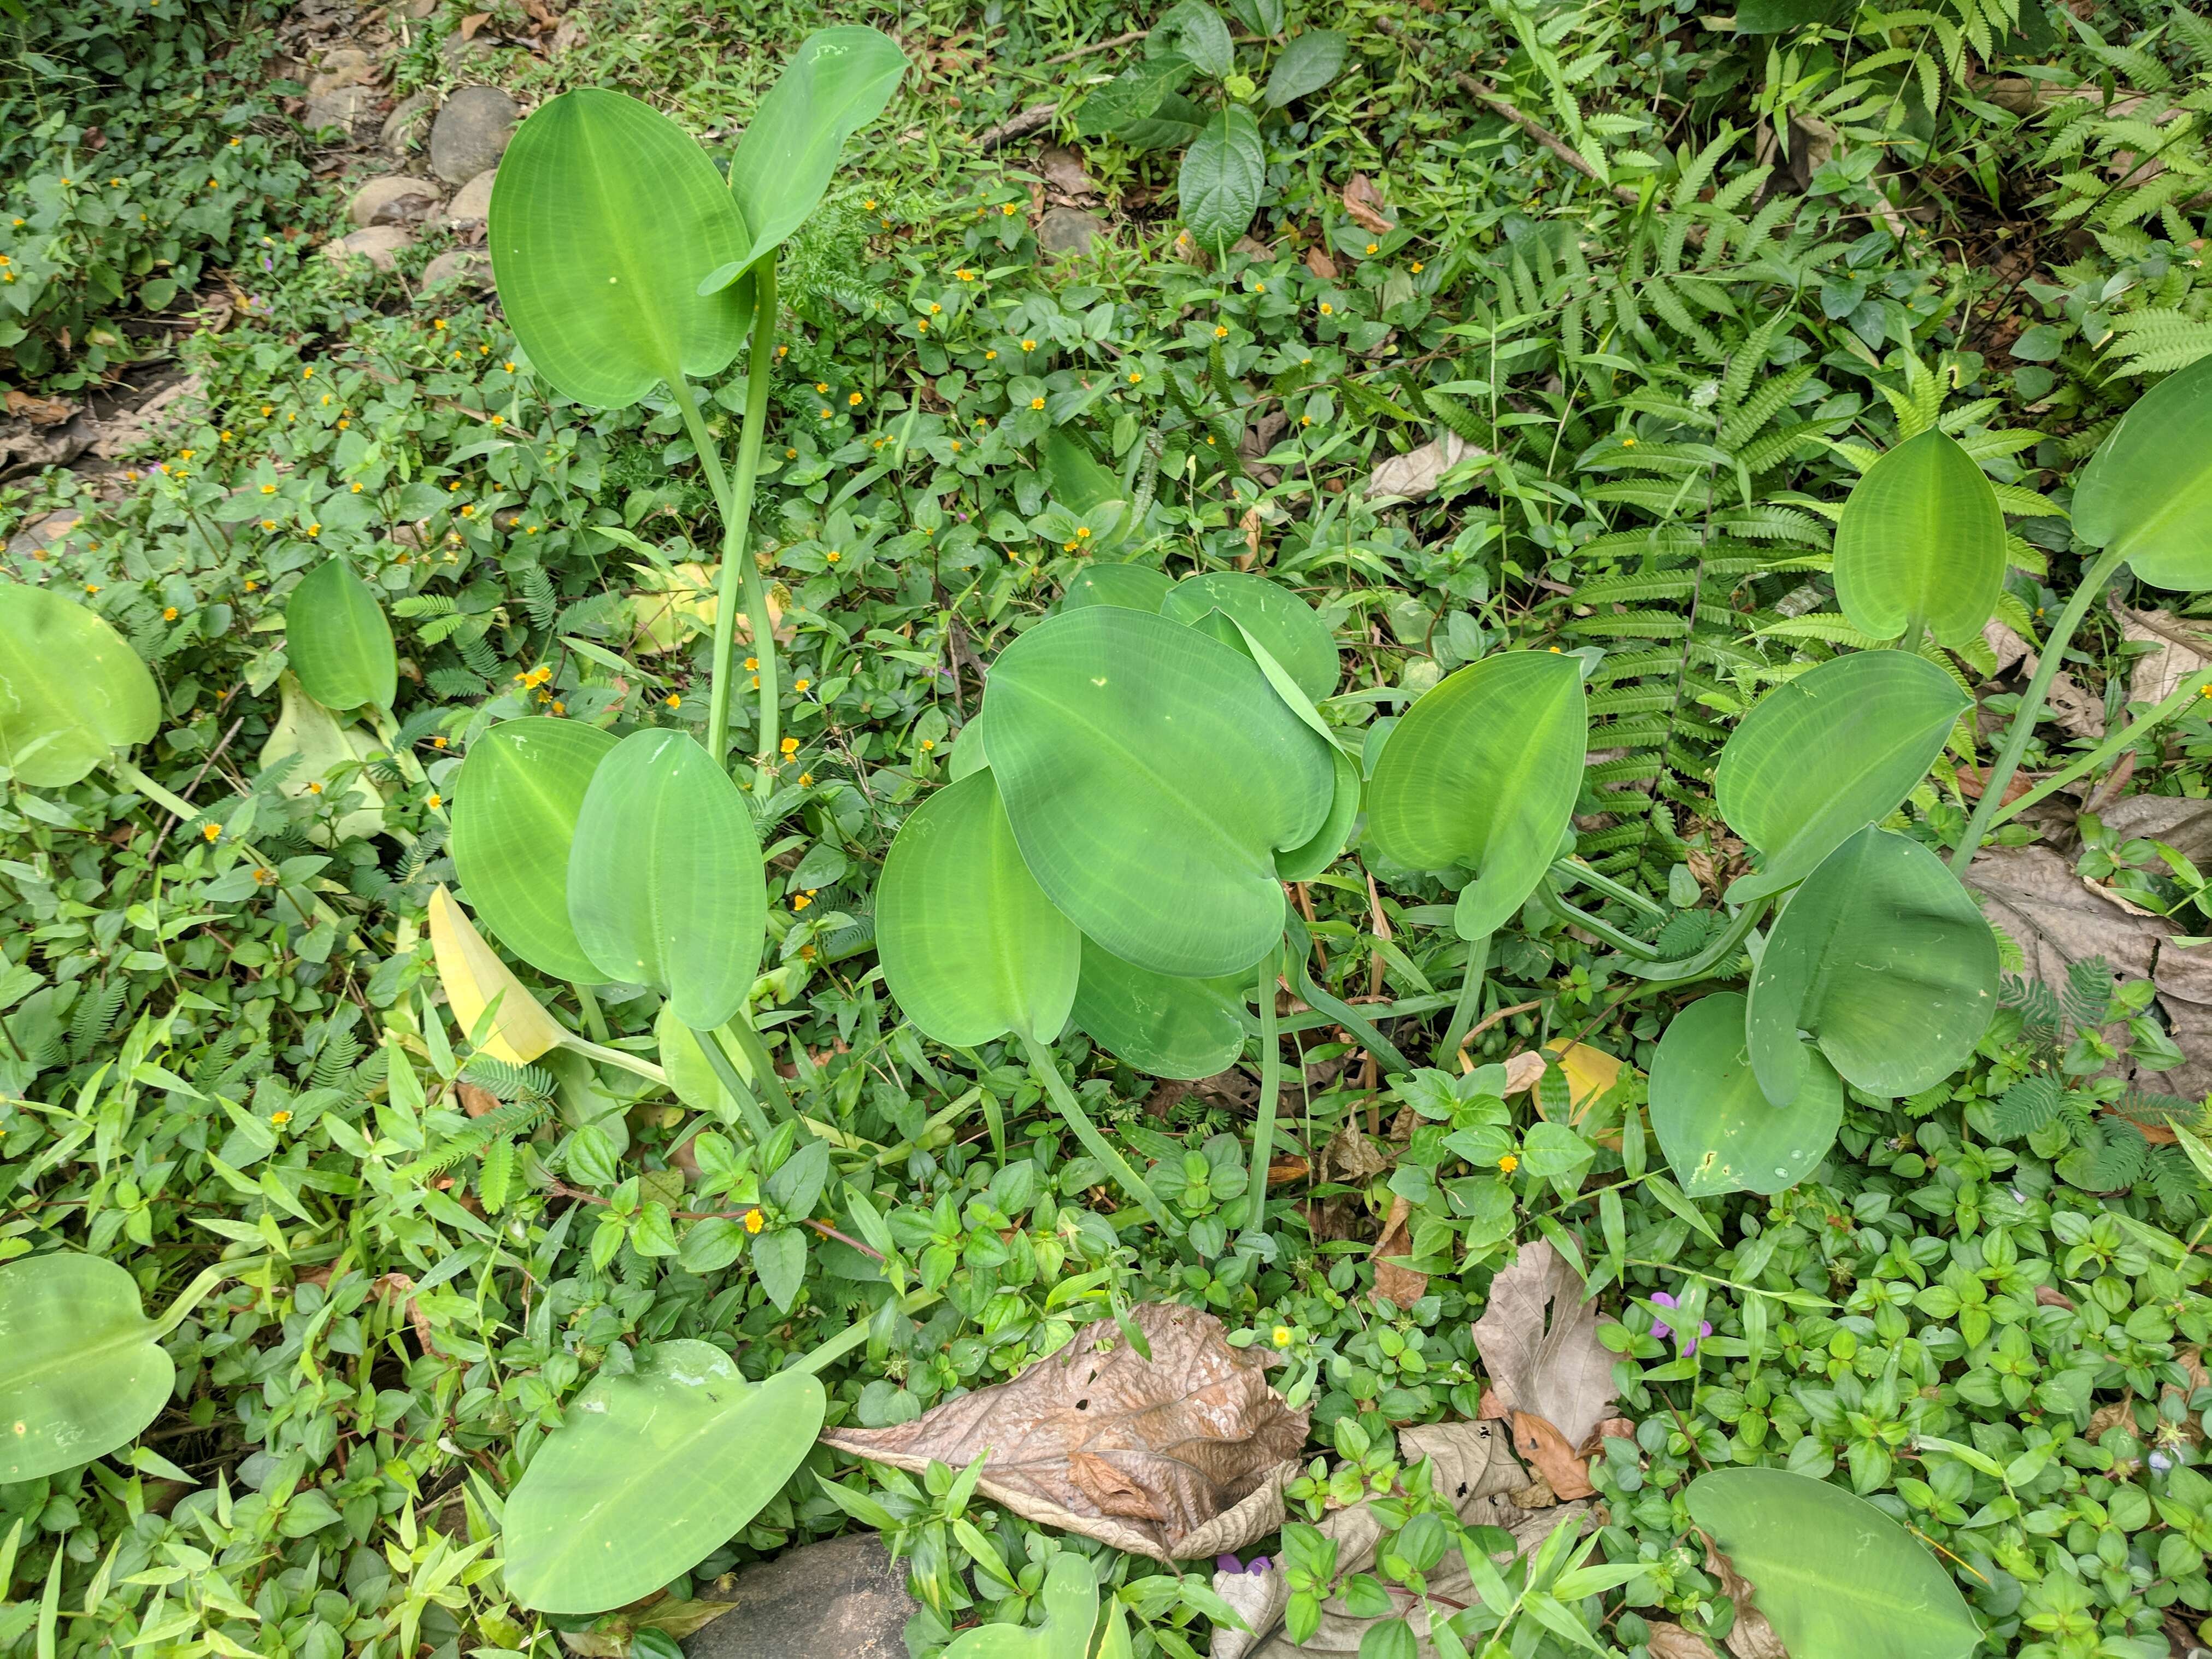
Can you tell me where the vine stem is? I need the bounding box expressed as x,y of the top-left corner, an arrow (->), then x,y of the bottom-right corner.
1438,931 -> 1492,1064
665,259 -> 782,776
1950,545 -> 2129,873
1017,1032 -> 1178,1234
1242,943 -> 1283,1248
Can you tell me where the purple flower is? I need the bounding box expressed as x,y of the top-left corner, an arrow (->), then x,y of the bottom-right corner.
1649,1291 -> 1713,1356
1216,1554 -> 1273,1575
2151,1451 -> 2175,1473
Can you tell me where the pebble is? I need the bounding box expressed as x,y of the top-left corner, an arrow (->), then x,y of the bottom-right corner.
430,86 -> 518,185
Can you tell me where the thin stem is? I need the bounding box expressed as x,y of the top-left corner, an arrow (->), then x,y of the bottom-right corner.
1951,545 -> 2129,873
109,760 -> 340,930
1615,895 -> 1767,983
1992,669 -> 2212,828
1538,881 -> 1664,959
1439,931 -> 1492,1064
1017,1033 -> 1178,1234
554,1029 -> 668,1087
724,1017 -> 795,1121
1549,858 -> 1664,917
684,1022 -> 776,1148
1242,944 -> 1282,1248
573,983 -> 611,1044
798,1290 -> 943,1375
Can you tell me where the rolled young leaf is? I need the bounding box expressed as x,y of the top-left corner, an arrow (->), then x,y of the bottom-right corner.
502,1343 -> 825,1614
1833,428 -> 2005,646
1364,650 -> 1589,940
427,886 -> 564,1065
2072,351 -> 2212,590
1070,934 -> 1251,1081
0,582 -> 158,787
1714,650 -> 1967,903
451,717 -> 617,985
1179,105 -> 1264,250
984,606 -> 1331,978
877,768 -> 1079,1048
489,88 -> 755,409
1648,992 -> 1841,1198
567,729 -> 767,1031
722,27 -> 908,270
1747,826 -> 1998,1107
285,557 -> 396,713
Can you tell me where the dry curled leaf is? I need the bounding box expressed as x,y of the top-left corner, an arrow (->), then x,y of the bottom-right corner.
822,1303 -> 1308,1562
5,390 -> 73,427
1366,432 -> 1476,502
1342,175 -> 1394,234
1644,1622 -> 1721,1659
1369,1195 -> 1427,1309
1509,1410 -> 1593,1501
1470,1239 -> 1617,1502
1304,243 -> 1339,281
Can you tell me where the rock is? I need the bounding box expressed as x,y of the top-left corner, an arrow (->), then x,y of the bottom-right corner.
306,45 -> 376,97
431,86 -> 518,185
419,248 -> 491,291
5,510 -> 83,560
323,225 -> 413,272
382,91 -> 436,155
303,84 -> 380,139
1036,207 -> 1106,256
1037,145 -> 1096,201
681,1534 -> 916,1659
402,0 -> 438,15
550,12 -> 588,52
443,169 -> 495,229
350,175 -> 444,228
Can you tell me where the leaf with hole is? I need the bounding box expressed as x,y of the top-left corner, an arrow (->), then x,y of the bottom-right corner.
489,89 -> 755,409
0,583 -> 158,787
2073,351 -> 2212,590
501,1343 -> 825,1614
1833,430 -> 2004,646
567,730 -> 766,1030
1715,651 -> 1967,903
1364,651 -> 1588,940
452,717 -> 616,985
285,557 -> 396,713
984,607 -> 1331,978
1748,827 -> 1999,1107
1685,1467 -> 1981,1659
1648,993 -> 1841,1197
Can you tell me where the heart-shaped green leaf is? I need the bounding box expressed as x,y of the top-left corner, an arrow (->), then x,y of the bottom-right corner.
985,607 -> 1331,977
1364,651 -> 1588,939
1648,993 -> 1842,1197
1071,934 -> 1250,1080
2073,352 -> 2212,590
1748,826 -> 1998,1107
1833,430 -> 2004,646
878,768 -> 1079,1047
502,1343 -> 825,1614
0,1252 -> 181,1481
285,557 -> 396,713
568,730 -> 766,1029
1162,571 -> 1340,705
0,583 -> 158,787
1685,1468 -> 1981,1659
1715,651 -> 1967,904
1179,105 -> 1264,250
1063,563 -> 1173,613
489,89 -> 755,409
452,717 -> 617,985
725,27 -> 907,266
1263,29 -> 1348,107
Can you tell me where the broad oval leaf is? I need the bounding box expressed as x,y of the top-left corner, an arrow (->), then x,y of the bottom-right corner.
1748,827 -> 1998,1107
285,557 -> 396,713
1071,934 -> 1250,1080
1685,1467 -> 1981,1659
985,607 -> 1331,978
0,1252 -> 177,1481
1263,28 -> 1347,107
489,89 -> 755,409
2073,352 -> 2212,590
1075,56 -> 1193,138
1715,651 -> 1967,903
452,717 -> 617,985
258,673 -> 388,843
1179,105 -> 1264,251
1364,651 -> 1589,938
878,769 -> 1079,1047
502,1343 -> 825,1614
1160,0 -> 1233,77
427,886 -> 564,1064
568,730 -> 766,1030
1648,993 -> 1841,1198
725,27 -> 907,265
1162,571 -> 1339,705
1833,430 -> 2004,646
0,583 -> 158,787
1063,563 -> 1174,613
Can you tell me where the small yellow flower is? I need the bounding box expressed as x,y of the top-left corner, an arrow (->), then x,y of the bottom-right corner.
1621,436 -> 1637,448
461,504 -> 475,517
84,583 -> 101,594
302,367 -> 313,378
785,448 -> 797,460
815,381 -> 829,394
849,391 -> 863,406
919,737 -> 935,751
1029,396 -> 1045,410
780,737 -> 800,756
916,320 -> 927,332
1002,203 -> 1017,216
985,349 -> 997,361
665,693 -> 681,709
307,781 -> 323,795
743,1208 -> 764,1233
956,268 -> 974,281
426,793 -> 443,809
1411,261 -> 1425,274
1498,1152 -> 1519,1174
305,523 -> 320,537
797,771 -> 814,786
795,679 -> 810,692
261,404 -> 272,416
863,199 -> 878,211
1021,338 -> 1036,351
1128,370 -> 1142,384
1256,281 -> 1266,293
950,439 -> 962,452
201,822 -> 221,842
219,429 -> 232,442
1366,242 -> 1379,255
1319,302 -> 1333,315
504,360 -> 516,372
244,579 -> 258,591
1272,1325 -> 1292,1348
350,480 -> 362,490
162,607 -> 179,621
928,302 -> 942,315
433,319 -> 445,331
261,482 -> 277,495
826,550 -> 841,563
489,414 -> 503,427
552,700 -> 566,715
1214,325 -> 1228,338
792,892 -> 813,911
230,137 -> 241,148
270,1109 -> 292,1125
432,736 -> 449,750
745,657 -> 758,671
1075,526 -> 1090,540
261,519 -> 275,531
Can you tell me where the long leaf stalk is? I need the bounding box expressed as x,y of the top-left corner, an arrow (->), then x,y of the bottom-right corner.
1017,1033 -> 1178,1234
1992,667 -> 2212,828
1950,545 -> 2129,873
1242,943 -> 1283,1247
682,1021 -> 777,1147
1439,930 -> 1492,1066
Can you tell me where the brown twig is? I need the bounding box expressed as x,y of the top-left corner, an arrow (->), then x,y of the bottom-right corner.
976,103 -> 1058,152
1454,74 -> 1641,208
146,715 -> 245,859
1040,30 -> 1145,65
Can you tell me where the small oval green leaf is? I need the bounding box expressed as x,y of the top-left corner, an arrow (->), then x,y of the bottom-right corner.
1648,992 -> 1842,1198
285,557 -> 396,713
1833,430 -> 2005,646
0,583 -> 158,787
452,717 -> 618,985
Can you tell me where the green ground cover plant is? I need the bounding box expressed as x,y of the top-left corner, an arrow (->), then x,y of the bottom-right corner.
5,0 -> 2212,1656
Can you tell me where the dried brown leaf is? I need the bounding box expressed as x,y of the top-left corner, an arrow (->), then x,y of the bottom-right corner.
1702,1537 -> 1789,1659
458,11 -> 492,39
1366,432 -> 1476,502
1303,244 -> 1338,281
1470,1239 -> 1617,1449
1510,1410 -> 1593,1500
1645,1622 -> 1721,1659
821,1303 -> 1308,1562
1343,175 -> 1394,234
1370,1195 -> 1427,1309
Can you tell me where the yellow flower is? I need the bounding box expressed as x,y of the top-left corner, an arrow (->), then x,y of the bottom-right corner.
201,822 -> 221,842
162,607 -> 179,621
244,579 -> 258,591
792,892 -> 813,910
305,523 -> 320,537
1319,302 -> 1333,315
780,737 -> 800,756
261,519 -> 275,531
1128,370 -> 1142,384
985,349 -> 997,361
784,448 -> 797,460
1214,325 -> 1228,338
1621,436 -> 1637,448
552,701 -> 566,715
432,736 -> 449,750
1272,1325 -> 1292,1348
1076,526 -> 1090,540
1366,242 -> 1379,255
1498,1152 -> 1519,1174
795,679 -> 810,692
433,319 -> 445,331
815,381 -> 829,394
504,360 -> 516,372
863,198 -> 878,210
220,430 -> 232,442
745,657 -> 758,671
84,583 -> 101,594
826,550 -> 841,563
849,391 -> 863,406
302,366 -> 313,378
957,268 -> 975,281
461,504 -> 475,516
488,414 -> 502,427
426,793 -> 443,809
743,1208 -> 764,1233
1021,339 -> 1036,351
260,482 -> 277,495
797,771 -> 814,786
1029,396 -> 1045,410
919,737 -> 935,751
270,1109 -> 292,1126
1411,261 -> 1425,273
665,693 -> 681,709
928,303 -> 942,315
1002,203 -> 1017,215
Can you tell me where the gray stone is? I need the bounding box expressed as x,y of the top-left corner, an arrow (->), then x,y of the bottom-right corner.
401,0 -> 438,15
1036,207 -> 1107,256
303,84 -> 379,139
419,248 -> 491,291
683,1534 -> 916,1659
305,45 -> 376,98
322,225 -> 413,272
350,175 -> 444,228
430,86 -> 517,185
443,168 -> 495,229
382,91 -> 436,155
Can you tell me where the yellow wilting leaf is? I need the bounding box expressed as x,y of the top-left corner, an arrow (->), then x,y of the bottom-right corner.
626,561 -> 719,655
256,672 -> 388,843
428,886 -> 563,1063
1545,1039 -> 1625,1113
